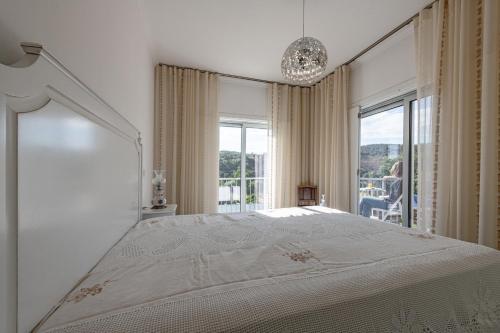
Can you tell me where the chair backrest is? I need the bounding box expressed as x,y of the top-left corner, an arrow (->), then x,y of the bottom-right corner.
379,195 -> 403,222
388,194 -> 403,212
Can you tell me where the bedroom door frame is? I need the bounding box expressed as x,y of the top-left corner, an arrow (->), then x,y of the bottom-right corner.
358,91 -> 416,228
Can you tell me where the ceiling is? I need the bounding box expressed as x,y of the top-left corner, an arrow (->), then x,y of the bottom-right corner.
144,0 -> 431,84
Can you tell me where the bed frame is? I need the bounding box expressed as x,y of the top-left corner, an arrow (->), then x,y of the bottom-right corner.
0,43 -> 143,333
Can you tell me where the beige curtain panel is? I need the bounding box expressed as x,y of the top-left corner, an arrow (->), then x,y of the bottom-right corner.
268,84 -> 311,208
310,66 -> 351,212
268,66 -> 351,211
414,0 -> 500,249
154,65 -> 219,214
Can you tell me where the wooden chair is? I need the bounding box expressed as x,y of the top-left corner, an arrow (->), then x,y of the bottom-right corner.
297,185 -> 318,206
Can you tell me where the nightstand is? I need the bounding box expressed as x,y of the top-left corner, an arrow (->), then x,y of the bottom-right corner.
142,204 -> 177,220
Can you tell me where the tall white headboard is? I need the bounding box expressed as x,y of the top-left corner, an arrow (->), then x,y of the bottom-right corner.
0,43 -> 142,333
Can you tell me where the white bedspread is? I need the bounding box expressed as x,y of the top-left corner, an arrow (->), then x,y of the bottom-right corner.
38,207 -> 500,332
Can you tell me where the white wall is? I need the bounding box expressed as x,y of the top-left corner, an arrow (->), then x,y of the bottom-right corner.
0,0 -> 154,204
219,76 -> 268,121
348,24 -> 416,214
350,23 -> 416,108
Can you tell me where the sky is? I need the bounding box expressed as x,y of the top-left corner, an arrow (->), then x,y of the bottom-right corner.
219,126 -> 267,154
360,106 -> 404,146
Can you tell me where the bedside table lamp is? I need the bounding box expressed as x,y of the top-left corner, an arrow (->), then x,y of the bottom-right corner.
151,170 -> 167,209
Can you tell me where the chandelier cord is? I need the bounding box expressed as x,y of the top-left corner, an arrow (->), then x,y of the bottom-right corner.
302,0 -> 305,38
282,0 -> 327,83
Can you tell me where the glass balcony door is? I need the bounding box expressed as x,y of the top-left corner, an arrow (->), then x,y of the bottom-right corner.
219,125 -> 242,213
218,122 -> 268,213
358,93 -> 415,227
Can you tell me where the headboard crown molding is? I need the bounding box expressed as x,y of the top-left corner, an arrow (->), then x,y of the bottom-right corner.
20,42 -> 43,55
1,42 -> 141,142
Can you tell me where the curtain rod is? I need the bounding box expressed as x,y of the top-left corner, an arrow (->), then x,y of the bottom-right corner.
159,0 -> 437,87
157,63 -> 308,88
343,16 -> 418,66
342,0 -> 438,67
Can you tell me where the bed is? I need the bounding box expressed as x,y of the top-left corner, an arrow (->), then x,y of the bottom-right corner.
2,43 -> 500,333
37,207 -> 500,332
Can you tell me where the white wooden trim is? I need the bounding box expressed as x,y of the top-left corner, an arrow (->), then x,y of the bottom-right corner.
348,106 -> 359,214
0,95 -> 18,333
350,77 -> 416,110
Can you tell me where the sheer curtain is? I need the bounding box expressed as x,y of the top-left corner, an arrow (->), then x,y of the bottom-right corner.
413,2 -> 443,233
414,0 -> 500,249
268,66 -> 351,211
154,65 -> 219,214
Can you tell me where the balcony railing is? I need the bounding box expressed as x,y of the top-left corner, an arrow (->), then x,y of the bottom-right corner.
359,177 -> 399,199
218,177 -> 266,213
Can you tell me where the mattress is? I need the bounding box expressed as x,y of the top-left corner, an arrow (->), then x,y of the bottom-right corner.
38,207 -> 500,332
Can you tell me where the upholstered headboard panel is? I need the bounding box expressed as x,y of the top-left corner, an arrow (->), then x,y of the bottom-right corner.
0,43 -> 142,333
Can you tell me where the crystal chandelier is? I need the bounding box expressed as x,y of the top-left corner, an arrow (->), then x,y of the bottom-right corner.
281,0 -> 328,84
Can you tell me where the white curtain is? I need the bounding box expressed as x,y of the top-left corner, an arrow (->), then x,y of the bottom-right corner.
414,0 -> 500,249
413,2 -> 443,233
154,65 -> 219,214
268,66 -> 351,211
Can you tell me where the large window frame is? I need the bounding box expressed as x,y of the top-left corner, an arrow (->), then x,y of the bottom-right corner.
219,120 -> 267,212
358,92 -> 416,227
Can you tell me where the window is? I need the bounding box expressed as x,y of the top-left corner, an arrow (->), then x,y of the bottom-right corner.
358,92 -> 416,227
218,122 -> 269,213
